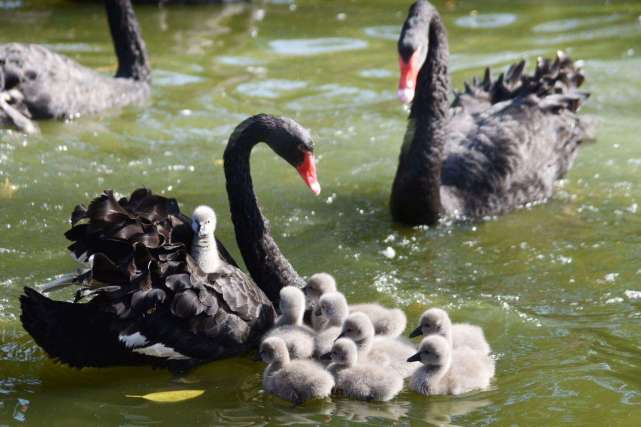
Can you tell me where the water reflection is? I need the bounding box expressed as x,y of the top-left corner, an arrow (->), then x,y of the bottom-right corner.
269,38 -> 368,56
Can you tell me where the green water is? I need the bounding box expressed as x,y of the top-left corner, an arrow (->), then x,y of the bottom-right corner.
1,0 -> 641,425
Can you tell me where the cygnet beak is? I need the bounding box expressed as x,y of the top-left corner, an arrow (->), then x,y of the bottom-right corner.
319,352 -> 332,361
407,352 -> 421,363
409,326 -> 423,338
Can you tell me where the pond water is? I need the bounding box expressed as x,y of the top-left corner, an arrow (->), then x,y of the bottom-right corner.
1,0 -> 641,425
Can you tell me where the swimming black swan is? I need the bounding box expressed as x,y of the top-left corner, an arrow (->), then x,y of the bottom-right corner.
391,0 -> 593,226
20,114 -> 321,371
0,0 -> 150,133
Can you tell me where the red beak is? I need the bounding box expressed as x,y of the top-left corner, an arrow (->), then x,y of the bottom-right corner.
398,51 -> 420,104
296,151 -> 321,195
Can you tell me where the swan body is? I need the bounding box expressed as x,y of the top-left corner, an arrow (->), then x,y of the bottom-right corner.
1,0 -> 150,133
260,337 -> 334,405
410,308 -> 491,355
20,114 -> 322,371
339,312 -> 419,378
408,335 -> 495,395
391,0 -> 593,226
327,338 -> 403,402
263,286 -> 315,359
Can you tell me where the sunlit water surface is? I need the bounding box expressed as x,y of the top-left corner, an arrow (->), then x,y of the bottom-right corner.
1,0 -> 641,425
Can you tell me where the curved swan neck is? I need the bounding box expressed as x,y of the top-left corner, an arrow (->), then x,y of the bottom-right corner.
105,0 -> 150,82
223,119 -> 305,306
391,6 -> 449,226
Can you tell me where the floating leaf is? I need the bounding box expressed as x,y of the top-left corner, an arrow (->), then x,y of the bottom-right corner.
0,178 -> 17,199
126,389 -> 205,403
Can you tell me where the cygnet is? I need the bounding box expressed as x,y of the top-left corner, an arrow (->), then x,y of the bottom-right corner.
350,303 -> 408,337
260,337 -> 334,404
313,292 -> 349,359
191,205 -> 222,274
410,308 -> 491,355
263,286 -> 315,359
325,338 -> 403,402
303,273 -> 337,330
339,312 -> 418,378
408,335 -> 495,396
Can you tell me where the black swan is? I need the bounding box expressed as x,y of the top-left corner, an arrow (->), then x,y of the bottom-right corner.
20,114 -> 320,371
0,0 -> 150,133
391,0 -> 593,226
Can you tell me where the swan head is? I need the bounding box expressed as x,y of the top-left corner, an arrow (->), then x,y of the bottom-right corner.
278,286 -> 306,323
318,292 -> 349,325
407,335 -> 450,368
191,205 -> 217,239
397,0 -> 433,104
260,336 -> 289,364
240,114 -> 321,195
304,273 -> 337,309
338,312 -> 374,344
410,307 -> 452,339
326,338 -> 358,366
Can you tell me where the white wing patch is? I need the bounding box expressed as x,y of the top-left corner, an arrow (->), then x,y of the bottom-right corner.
119,332 -> 149,348
132,343 -> 190,360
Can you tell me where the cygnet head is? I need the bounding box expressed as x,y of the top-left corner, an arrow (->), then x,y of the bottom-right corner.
191,205 -> 217,239
279,286 -> 306,323
410,308 -> 452,338
338,312 -> 375,344
407,335 -> 451,368
303,273 -> 337,308
326,338 -> 358,366
317,292 -> 349,325
260,336 -> 289,364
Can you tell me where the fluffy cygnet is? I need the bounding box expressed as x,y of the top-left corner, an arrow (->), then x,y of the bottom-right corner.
408,335 -> 495,396
303,273 -> 337,331
410,308 -> 491,355
263,286 -> 315,359
191,205 -> 222,274
350,303 -> 408,337
325,338 -> 403,402
313,292 -> 349,359
339,312 -> 418,378
260,337 -> 334,404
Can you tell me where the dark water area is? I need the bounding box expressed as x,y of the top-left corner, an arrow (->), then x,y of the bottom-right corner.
1,0 -> 641,425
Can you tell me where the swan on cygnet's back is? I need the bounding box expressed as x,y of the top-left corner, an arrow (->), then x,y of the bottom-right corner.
410,308 -> 491,355
263,286 -> 315,359
339,312 -> 419,378
20,113 -> 321,371
260,337 -> 334,405
1,0 -> 151,133
408,335 -> 495,396
303,273 -> 337,330
391,0 -> 593,226
313,292 -> 349,359
325,338 -> 403,402
190,205 -> 222,274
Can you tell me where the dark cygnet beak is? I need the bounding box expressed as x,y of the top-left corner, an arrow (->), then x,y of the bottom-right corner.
407,352 -> 421,363
409,326 -> 423,338
314,307 -> 322,316
335,332 -> 345,342
320,352 -> 332,361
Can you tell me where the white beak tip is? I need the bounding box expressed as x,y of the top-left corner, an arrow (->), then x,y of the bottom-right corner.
310,181 -> 321,196
397,88 -> 415,105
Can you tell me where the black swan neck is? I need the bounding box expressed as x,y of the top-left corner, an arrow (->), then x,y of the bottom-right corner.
223,119 -> 305,306
105,0 -> 150,82
391,7 -> 449,226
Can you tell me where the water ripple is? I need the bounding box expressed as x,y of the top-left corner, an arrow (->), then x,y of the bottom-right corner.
455,13 -> 517,29
269,37 -> 368,56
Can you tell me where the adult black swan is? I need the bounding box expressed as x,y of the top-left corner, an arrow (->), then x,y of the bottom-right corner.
0,0 -> 150,133
20,114 -> 320,371
391,0 -> 593,226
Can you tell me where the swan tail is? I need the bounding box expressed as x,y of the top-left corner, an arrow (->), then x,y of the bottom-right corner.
20,287 -> 142,368
460,51 -> 589,108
